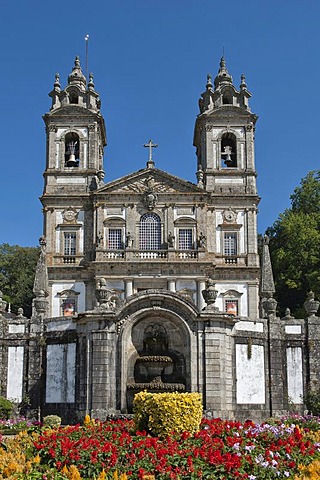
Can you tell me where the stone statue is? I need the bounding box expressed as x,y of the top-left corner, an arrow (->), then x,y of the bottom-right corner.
126,232 -> 134,248
198,232 -> 206,248
168,231 -> 175,248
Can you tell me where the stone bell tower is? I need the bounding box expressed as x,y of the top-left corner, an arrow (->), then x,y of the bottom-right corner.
193,57 -> 258,195
40,57 -> 107,303
42,56 -> 107,196
194,58 -> 260,318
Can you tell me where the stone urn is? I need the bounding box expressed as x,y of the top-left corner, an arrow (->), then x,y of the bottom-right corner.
304,291 -> 320,317
262,296 -> 277,316
202,278 -> 218,310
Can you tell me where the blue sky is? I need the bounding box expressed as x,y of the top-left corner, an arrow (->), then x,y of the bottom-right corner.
1,0 -> 319,246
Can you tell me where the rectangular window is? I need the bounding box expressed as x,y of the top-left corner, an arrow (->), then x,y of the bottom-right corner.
179,229 -> 193,250
224,232 -> 237,256
64,232 -> 76,256
225,299 -> 238,316
108,228 -> 122,249
61,298 -> 77,317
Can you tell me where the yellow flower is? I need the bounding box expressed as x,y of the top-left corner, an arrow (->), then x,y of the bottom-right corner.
83,414 -> 91,426
113,470 -> 119,480
97,469 -> 106,480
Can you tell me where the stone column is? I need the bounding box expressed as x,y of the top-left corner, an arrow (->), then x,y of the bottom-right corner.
124,278 -> 133,298
268,315 -> 286,416
304,293 -> 320,391
91,327 -> 117,418
197,279 -> 206,311
202,314 -> 235,418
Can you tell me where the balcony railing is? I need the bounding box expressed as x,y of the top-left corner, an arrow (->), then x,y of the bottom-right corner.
134,250 -> 168,259
95,249 -> 201,262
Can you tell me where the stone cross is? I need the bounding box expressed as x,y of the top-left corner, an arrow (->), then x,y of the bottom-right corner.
144,139 -> 158,167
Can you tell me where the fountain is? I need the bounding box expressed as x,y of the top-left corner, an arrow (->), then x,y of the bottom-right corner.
126,323 -> 186,411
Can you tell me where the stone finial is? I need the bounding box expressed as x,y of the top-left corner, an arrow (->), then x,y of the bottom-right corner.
196,165 -> 204,188
88,72 -> 95,91
214,56 -> 233,89
282,307 -> 294,320
240,73 -> 247,91
33,238 -> 49,317
304,291 -> 320,317
206,73 -> 213,90
54,73 -> 61,92
68,56 -> 86,91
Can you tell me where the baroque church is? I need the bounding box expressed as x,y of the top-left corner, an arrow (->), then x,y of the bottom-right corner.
1,57 -> 319,422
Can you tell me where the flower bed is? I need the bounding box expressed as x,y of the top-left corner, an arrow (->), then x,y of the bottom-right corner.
1,416 -> 320,479
0,416 -> 40,435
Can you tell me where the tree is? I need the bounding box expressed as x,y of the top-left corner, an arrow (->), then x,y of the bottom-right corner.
266,171 -> 320,317
0,243 -> 40,318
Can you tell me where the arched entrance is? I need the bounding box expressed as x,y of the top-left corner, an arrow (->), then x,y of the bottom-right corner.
117,292 -> 197,412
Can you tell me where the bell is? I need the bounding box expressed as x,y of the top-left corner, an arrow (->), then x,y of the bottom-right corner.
224,153 -> 232,167
66,153 -> 78,167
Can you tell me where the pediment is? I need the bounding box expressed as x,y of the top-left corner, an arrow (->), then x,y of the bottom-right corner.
96,168 -> 204,195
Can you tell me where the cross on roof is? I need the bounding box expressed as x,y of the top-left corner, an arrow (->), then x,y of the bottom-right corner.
144,139 -> 158,168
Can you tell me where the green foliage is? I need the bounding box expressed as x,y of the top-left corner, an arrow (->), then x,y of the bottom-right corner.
304,384 -> 320,416
43,415 -> 62,428
266,170 -> 320,316
0,396 -> 14,419
133,391 -> 202,437
0,243 -> 39,317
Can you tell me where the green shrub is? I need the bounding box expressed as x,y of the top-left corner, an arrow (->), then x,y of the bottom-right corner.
0,397 -> 14,419
304,383 -> 320,416
133,391 -> 202,437
43,414 -> 61,428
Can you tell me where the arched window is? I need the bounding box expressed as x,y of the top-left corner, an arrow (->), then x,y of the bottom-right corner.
139,213 -> 161,250
69,90 -> 78,104
222,92 -> 232,105
221,132 -> 237,168
65,132 -> 80,167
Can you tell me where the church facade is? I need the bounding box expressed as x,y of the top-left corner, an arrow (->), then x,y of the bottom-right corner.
1,57 -> 319,422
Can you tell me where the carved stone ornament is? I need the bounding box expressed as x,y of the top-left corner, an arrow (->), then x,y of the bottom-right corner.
144,186 -> 158,211
63,208 -> 78,223
95,278 -> 122,312
223,208 -> 237,223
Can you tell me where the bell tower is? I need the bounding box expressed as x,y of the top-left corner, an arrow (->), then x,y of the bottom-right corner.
193,57 -> 258,195
42,56 -> 107,195
194,58 -> 261,317
40,57 -> 107,278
